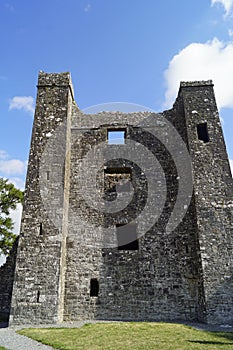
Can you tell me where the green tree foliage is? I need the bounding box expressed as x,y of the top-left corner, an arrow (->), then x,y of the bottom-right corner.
0,178 -> 23,256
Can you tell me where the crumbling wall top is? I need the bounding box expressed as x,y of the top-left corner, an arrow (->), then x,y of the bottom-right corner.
180,80 -> 213,88
37,71 -> 75,99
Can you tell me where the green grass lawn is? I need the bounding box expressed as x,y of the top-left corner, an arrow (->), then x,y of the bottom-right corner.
0,347 -> 8,350
18,322 -> 233,350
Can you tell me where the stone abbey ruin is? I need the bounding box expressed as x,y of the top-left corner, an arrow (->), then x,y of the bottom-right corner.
0,72 -> 232,325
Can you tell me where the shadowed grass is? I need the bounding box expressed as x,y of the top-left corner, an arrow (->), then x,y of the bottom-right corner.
18,322 -> 233,350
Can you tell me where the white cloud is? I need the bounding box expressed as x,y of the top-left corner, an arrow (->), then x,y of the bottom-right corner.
0,150 -> 26,176
5,3 -> 15,12
9,203 -> 22,235
0,202 -> 23,267
84,4 -> 91,12
164,38 -> 233,109
8,177 -> 25,191
0,151 -> 24,266
211,0 -> 233,17
0,150 -> 8,160
0,159 -> 26,175
9,96 -> 34,115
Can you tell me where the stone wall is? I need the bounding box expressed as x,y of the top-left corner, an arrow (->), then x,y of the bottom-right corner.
64,107 -> 205,322
0,238 -> 18,321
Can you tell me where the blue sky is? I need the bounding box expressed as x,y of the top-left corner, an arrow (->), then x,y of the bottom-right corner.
0,0 -> 233,255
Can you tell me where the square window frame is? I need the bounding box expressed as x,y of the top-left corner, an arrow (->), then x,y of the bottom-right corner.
107,128 -> 126,145
104,167 -> 132,194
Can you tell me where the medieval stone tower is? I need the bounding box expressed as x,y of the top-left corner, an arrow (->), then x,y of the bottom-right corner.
0,72 -> 232,325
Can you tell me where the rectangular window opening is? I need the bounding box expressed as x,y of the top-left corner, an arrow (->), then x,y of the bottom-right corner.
116,223 -> 138,251
108,129 -> 126,145
104,167 -> 132,175
90,278 -> 99,297
197,122 -> 209,143
104,167 -> 132,194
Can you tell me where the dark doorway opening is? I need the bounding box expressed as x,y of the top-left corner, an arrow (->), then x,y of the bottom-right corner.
90,278 -> 99,297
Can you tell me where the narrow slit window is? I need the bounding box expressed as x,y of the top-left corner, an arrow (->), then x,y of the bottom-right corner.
37,290 -> 40,303
108,129 -> 126,144
197,122 -> 209,143
116,223 -> 138,251
90,278 -> 99,297
39,223 -> 43,235
46,171 -> 50,180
